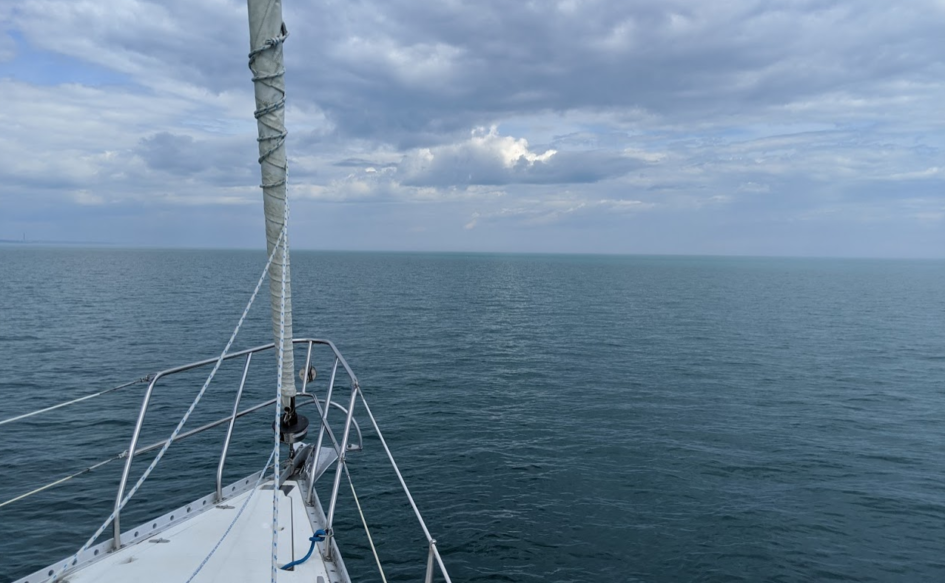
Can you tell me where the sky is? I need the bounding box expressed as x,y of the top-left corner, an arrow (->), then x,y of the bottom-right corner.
0,0 -> 943,257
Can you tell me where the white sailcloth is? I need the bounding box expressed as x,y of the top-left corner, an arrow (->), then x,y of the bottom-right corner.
248,0 -> 296,405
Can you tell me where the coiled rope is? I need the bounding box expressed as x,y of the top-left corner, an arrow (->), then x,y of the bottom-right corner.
280,530 -> 326,571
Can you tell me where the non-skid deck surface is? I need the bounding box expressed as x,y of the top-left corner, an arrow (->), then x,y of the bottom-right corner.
64,480 -> 338,583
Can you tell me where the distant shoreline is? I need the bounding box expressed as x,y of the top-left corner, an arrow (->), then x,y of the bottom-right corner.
0,242 -> 942,261
0,239 -> 113,246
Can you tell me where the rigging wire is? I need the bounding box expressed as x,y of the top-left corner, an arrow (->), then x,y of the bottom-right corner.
271,192 -> 290,582
52,225 -> 286,582
0,376 -> 151,428
0,456 -> 120,510
345,463 -> 388,583
246,17 -> 292,582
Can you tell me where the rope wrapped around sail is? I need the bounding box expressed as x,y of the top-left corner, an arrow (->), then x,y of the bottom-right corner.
247,6 -> 296,406
249,26 -> 288,182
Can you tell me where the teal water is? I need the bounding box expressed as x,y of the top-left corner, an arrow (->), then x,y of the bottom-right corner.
1,248 -> 944,582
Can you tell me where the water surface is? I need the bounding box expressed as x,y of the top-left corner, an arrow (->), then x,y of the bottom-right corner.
1,248 -> 943,582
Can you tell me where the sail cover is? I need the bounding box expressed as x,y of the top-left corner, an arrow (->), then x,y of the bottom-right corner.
247,0 -> 296,404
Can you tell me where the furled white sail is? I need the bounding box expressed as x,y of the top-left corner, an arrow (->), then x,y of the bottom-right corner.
247,0 -> 296,405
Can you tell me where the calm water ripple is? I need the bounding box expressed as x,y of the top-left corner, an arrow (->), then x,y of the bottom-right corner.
1,248 -> 943,582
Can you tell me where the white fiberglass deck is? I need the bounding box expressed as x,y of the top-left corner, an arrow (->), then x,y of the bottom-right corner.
54,479 -> 343,583
7,338 -> 451,583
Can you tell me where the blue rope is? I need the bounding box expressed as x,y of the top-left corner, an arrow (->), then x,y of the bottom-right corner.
280,530 -> 326,571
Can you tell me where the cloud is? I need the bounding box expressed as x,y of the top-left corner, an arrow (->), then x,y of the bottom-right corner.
10,0 -> 248,96
886,167 -> 942,180
10,1 -> 945,142
137,133 -> 210,175
135,132 -> 256,185
272,0 -> 945,144
0,0 -> 942,255
291,167 -> 440,203
0,80 -> 267,221
397,126 -> 652,186
398,126 -> 555,186
463,193 -> 656,230
72,189 -> 104,205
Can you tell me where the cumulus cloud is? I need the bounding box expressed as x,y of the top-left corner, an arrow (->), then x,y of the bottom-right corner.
396,126 -> 659,187
398,126 -> 555,186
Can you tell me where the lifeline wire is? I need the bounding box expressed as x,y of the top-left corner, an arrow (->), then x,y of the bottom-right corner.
0,376 -> 150,428
0,456 -> 119,510
53,225 -> 286,582
345,463 -> 388,583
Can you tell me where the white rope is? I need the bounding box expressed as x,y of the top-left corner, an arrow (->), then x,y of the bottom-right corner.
271,197 -> 290,583
53,226 -> 286,582
345,464 -> 388,583
185,448 -> 277,583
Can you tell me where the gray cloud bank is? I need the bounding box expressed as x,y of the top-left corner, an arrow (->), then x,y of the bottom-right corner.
0,0 -> 942,255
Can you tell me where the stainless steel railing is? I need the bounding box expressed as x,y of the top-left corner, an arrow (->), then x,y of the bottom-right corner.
291,339 -> 452,582
2,338 -> 450,582
109,339 -> 361,548
112,338 -> 450,581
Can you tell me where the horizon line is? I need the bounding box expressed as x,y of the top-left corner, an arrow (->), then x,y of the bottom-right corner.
2,241 -> 943,261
